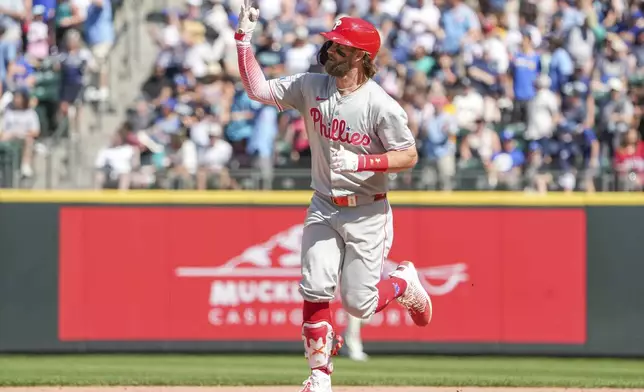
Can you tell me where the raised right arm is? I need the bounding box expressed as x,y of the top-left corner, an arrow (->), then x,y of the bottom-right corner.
235,34 -> 277,106
234,5 -> 305,112
234,5 -> 277,106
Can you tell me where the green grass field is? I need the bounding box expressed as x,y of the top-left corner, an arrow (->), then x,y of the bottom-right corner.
0,354 -> 644,387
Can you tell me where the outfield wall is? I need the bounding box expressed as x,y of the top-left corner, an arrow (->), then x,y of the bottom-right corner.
1,191 -> 644,356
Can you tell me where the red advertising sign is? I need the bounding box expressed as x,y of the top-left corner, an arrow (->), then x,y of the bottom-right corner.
59,206 -> 586,343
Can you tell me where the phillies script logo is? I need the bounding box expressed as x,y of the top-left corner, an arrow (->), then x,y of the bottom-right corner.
175,225 -> 469,328
310,108 -> 371,146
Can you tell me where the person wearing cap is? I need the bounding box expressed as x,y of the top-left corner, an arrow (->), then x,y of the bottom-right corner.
151,97 -> 182,140
592,35 -> 629,90
234,5 -> 428,392
526,74 -> 560,150
565,13 -> 596,73
560,64 -> 595,129
599,77 -> 635,157
549,120 -> 586,193
546,35 -> 574,94
26,5 -> 50,60
488,129 -> 525,190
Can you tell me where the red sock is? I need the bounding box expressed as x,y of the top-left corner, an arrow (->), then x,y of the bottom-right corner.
303,300 -> 331,324
375,277 -> 407,313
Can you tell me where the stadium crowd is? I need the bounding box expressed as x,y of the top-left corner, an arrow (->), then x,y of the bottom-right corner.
93,0 -> 644,192
0,0 -> 119,187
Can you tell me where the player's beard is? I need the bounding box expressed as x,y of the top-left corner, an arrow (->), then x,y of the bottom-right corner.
324,57 -> 352,77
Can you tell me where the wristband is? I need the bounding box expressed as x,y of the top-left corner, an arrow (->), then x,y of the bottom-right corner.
357,154 -> 389,172
234,31 -> 251,42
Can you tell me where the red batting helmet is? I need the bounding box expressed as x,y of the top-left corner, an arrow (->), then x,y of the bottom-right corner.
320,17 -> 381,59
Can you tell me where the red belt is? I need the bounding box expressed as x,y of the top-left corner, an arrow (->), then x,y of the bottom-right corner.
330,193 -> 387,207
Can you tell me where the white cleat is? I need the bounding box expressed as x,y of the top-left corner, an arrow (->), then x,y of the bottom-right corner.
348,350 -> 369,362
389,261 -> 433,326
299,369 -> 332,392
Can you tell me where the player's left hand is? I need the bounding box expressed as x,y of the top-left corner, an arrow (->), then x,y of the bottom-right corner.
331,145 -> 359,173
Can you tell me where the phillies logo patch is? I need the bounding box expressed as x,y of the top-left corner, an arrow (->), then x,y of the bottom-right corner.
310,108 -> 371,146
332,19 -> 342,30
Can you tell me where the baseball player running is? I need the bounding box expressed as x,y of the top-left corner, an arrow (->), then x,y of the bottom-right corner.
343,313 -> 371,361
235,6 -> 432,392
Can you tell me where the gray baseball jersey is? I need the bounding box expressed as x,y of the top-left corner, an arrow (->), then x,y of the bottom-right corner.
268,73 -> 415,197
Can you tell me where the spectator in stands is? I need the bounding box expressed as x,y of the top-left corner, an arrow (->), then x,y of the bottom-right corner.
246,103 -> 279,189
5,51 -> 37,103
467,48 -> 503,123
58,29 -> 92,122
439,0 -> 481,56
547,36 -> 574,94
94,124 -> 139,190
157,131 -> 198,189
225,87 -> 262,163
561,83 -> 588,133
632,30 -> 644,69
141,62 -> 174,106
524,140 -> 553,193
577,125 -> 601,192
284,26 -> 317,74
562,64 -> 595,129
55,0 -> 85,51
0,90 -> 40,178
83,0 -> 115,102
599,78 -> 635,157
26,5 -> 50,61
614,127 -> 644,191
418,95 -> 458,191
33,0 -> 57,32
196,122 -> 236,189
152,97 -> 182,140
255,29 -> 286,78
550,121 -> 586,192
565,14 -> 596,72
453,78 -> 484,132
526,74 -> 559,149
489,130 -> 525,190
0,1 -> 26,97
459,117 -> 501,188
504,31 -> 540,124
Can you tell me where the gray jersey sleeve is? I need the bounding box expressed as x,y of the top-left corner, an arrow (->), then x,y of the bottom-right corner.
375,100 -> 416,151
268,73 -> 308,112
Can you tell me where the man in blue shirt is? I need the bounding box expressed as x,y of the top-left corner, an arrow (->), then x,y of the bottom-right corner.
489,130 -> 525,190
505,32 -> 540,123
225,87 -> 263,155
547,36 -> 574,94
246,104 -> 279,189
85,0 -> 115,102
419,95 -> 458,191
438,0 -> 480,55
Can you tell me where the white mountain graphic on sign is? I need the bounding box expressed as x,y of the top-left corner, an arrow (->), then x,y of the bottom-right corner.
175,224 -> 469,296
